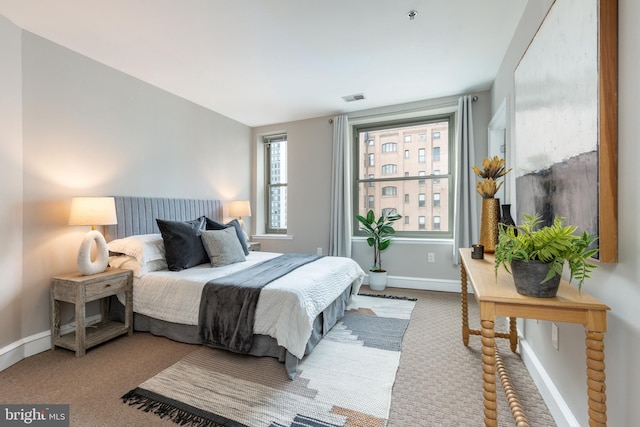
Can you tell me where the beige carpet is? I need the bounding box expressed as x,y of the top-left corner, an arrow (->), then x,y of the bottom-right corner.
0,288 -> 556,426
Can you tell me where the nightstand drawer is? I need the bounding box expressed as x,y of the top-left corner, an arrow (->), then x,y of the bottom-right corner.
85,275 -> 129,301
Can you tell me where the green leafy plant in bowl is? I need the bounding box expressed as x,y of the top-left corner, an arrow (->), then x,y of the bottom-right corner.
494,213 -> 599,294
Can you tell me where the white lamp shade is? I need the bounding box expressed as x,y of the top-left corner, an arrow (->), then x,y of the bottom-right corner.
229,200 -> 251,218
69,197 -> 117,226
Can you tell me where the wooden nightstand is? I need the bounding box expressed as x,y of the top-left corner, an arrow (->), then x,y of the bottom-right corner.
247,241 -> 261,251
50,268 -> 133,357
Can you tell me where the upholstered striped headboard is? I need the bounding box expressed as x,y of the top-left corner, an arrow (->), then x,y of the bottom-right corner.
104,196 -> 222,241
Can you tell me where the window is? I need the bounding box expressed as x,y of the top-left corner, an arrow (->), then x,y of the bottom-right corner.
418,171 -> 426,186
404,135 -> 412,142
264,134 -> 287,233
382,186 -> 397,196
418,148 -> 426,163
434,216 -> 441,230
368,139 -> 374,146
381,164 -> 397,175
382,208 -> 397,217
354,114 -> 453,237
368,153 -> 375,166
433,131 -> 441,139
382,143 -> 397,152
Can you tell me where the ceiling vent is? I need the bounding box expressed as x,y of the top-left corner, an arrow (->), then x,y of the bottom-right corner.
342,93 -> 366,102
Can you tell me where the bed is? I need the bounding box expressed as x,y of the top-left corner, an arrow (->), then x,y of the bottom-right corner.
105,196 -> 365,378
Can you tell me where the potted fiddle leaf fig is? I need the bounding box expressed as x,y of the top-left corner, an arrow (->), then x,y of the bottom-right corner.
356,209 -> 402,291
494,213 -> 598,297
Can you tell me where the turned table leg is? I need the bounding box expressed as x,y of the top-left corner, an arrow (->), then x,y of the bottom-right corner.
495,346 -> 529,427
481,318 -> 497,426
461,263 -> 470,346
509,317 -> 518,353
586,330 -> 607,427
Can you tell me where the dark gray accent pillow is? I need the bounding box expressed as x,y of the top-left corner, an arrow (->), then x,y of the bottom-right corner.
205,217 -> 249,255
156,217 -> 208,271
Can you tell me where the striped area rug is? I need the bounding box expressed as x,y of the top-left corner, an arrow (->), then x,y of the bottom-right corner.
122,294 -> 416,427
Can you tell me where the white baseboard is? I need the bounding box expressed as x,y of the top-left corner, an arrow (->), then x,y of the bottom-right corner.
519,336 -> 580,427
0,314 -> 102,372
364,274 -> 472,294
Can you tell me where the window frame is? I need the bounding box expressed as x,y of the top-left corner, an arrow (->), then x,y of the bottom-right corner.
264,133 -> 288,234
382,186 -> 398,196
353,114 -> 455,238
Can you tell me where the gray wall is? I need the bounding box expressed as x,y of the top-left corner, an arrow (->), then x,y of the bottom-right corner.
0,15 -> 24,353
491,0 -> 640,425
0,27 -> 251,352
250,116 -> 335,255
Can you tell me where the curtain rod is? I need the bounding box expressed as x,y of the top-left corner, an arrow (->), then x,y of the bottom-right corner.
328,95 -> 478,124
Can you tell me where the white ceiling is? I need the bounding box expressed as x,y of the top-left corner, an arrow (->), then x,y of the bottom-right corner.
0,0 -> 527,127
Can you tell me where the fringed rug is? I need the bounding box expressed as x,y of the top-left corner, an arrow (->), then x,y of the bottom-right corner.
122,294 -> 416,427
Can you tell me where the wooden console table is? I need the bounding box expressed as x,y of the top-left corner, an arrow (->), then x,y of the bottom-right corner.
459,248 -> 610,427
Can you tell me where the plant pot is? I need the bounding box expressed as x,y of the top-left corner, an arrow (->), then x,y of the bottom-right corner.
368,270 -> 387,291
510,259 -> 561,298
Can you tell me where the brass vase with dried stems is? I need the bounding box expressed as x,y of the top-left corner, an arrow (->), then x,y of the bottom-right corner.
473,156 -> 511,253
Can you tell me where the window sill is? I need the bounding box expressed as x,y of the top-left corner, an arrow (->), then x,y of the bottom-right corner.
251,234 -> 294,240
352,236 -> 453,245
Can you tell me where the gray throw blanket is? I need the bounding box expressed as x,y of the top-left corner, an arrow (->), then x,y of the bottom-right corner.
198,253 -> 323,354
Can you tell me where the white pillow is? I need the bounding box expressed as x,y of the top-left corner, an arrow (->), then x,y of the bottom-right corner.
109,254 -> 168,277
107,234 -> 165,265
201,228 -> 246,267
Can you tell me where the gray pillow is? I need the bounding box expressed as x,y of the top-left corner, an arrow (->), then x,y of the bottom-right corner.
201,227 -> 246,267
205,217 -> 249,255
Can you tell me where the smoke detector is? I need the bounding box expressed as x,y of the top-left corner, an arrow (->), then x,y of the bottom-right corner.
407,10 -> 418,20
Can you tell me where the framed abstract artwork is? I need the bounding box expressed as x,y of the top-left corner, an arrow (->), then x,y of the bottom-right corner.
514,0 -> 617,262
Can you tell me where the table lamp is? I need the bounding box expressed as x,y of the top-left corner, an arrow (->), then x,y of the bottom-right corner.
229,200 -> 251,241
69,197 -> 117,275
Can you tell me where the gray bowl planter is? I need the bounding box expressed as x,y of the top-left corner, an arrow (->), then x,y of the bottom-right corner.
510,259 -> 562,298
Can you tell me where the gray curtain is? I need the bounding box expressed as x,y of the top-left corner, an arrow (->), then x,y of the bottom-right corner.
329,115 -> 352,257
453,95 -> 478,265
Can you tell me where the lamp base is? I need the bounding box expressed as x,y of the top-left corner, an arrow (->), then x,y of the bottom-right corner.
77,230 -> 109,275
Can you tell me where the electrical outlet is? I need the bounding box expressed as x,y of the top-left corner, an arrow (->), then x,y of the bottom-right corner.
551,322 -> 559,350
317,247 -> 322,255
427,252 -> 435,263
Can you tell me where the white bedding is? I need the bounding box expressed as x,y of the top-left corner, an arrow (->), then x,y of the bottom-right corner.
118,252 -> 364,359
